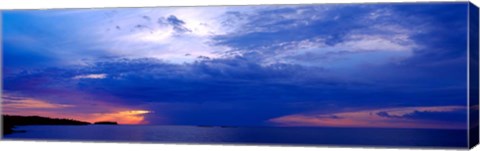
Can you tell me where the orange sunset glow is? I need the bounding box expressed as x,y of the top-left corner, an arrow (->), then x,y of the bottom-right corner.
2,95 -> 151,125
269,106 -> 466,129
88,110 -> 151,124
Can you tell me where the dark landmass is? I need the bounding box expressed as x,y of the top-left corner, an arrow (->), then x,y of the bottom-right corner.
197,125 -> 237,128
3,122 -> 15,135
2,115 -> 91,135
220,126 -> 238,128
94,121 -> 118,125
3,115 -> 91,125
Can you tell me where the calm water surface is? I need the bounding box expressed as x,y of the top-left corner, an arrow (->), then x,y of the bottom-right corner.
3,125 -> 467,148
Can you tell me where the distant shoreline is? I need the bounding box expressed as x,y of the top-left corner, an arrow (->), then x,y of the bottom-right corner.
2,115 -> 118,135
94,121 -> 118,125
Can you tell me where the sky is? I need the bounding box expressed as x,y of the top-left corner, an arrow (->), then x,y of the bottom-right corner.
1,3 -> 470,129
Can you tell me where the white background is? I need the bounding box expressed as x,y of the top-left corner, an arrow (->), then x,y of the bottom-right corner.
0,0 -> 479,151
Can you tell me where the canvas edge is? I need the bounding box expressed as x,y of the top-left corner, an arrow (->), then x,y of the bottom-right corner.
0,10 -> 4,140
468,1 -> 480,149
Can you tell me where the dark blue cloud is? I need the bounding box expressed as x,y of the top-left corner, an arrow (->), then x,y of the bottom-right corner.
2,55 -> 468,125
157,15 -> 191,33
377,110 -> 467,123
3,43 -> 57,72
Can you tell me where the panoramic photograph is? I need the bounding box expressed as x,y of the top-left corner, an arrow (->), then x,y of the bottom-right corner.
1,2 -> 473,148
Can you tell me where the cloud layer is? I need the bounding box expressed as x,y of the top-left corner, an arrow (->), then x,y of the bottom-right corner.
269,106 -> 466,129
2,3 -> 469,128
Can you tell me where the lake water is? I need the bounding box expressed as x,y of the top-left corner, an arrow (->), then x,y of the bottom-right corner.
3,125 -> 467,148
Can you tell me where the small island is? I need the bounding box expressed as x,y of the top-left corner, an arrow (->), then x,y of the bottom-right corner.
196,125 -> 237,128
94,121 -> 118,125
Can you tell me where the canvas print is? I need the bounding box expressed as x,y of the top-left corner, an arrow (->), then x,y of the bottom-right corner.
1,2 -> 479,149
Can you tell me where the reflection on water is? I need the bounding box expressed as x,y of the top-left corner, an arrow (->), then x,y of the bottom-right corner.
4,125 -> 467,148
